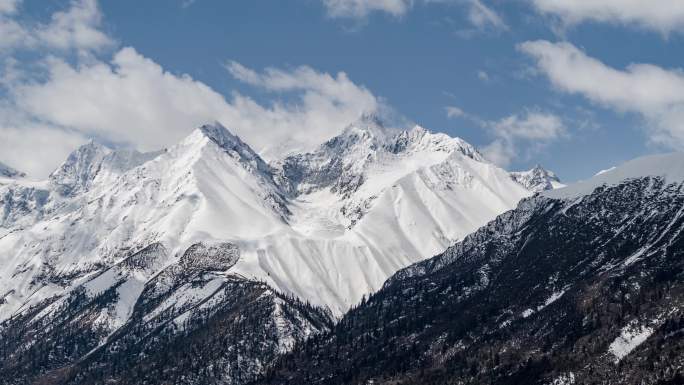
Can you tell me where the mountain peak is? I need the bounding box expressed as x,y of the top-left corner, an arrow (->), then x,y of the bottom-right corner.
192,122 -> 272,175
510,165 -> 564,193
48,140 -> 162,195
387,125 -> 484,161
49,140 -> 112,195
198,122 -> 244,149
355,111 -> 385,128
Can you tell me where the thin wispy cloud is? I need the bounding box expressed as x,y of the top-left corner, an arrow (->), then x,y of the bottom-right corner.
322,0 -> 412,19
445,105 -> 466,119
465,0 -> 507,31
321,0 -> 507,34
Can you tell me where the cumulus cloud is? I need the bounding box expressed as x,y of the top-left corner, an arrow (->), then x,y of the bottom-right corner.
520,40 -> 684,148
5,51 -> 380,177
0,0 -> 112,53
481,110 -> 565,167
224,61 -> 380,157
530,0 -> 684,34
0,0 -> 20,15
13,48 -> 233,152
0,116 -> 87,178
35,0 -> 113,52
445,103 -> 564,166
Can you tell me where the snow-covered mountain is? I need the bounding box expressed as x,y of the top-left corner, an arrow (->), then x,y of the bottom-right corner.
510,164 -> 564,192
0,117 -> 550,384
0,117 -> 535,321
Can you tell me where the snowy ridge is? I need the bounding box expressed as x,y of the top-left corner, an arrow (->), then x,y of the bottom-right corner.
0,119 -> 532,323
544,152 -> 684,199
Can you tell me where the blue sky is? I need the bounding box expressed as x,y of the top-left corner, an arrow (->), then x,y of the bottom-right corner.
2,0 -> 684,181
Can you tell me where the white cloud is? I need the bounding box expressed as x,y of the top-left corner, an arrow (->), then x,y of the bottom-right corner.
0,0 -> 31,50
530,0 -> 684,34
477,69 -> 489,81
0,0 -> 382,177
0,115 -> 86,178
445,105 -> 465,118
322,0 -> 412,19
224,60 -> 380,157
36,0 -> 113,52
520,40 -> 684,148
321,0 -> 506,32
466,0 -> 507,31
14,48 -> 233,154
482,110 -> 565,167
225,60 -> 377,112
0,0 -> 112,54
0,17 -> 31,50
3,48 -> 379,177
0,0 -> 20,15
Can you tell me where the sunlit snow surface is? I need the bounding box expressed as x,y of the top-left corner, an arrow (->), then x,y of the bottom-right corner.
544,153 -> 684,199
608,322 -> 655,362
0,121 -> 533,321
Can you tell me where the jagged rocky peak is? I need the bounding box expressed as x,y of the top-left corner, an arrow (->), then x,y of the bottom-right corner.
194,121 -> 272,174
387,124 -> 484,161
278,113 -> 492,197
323,112 -> 392,153
48,140 -> 112,195
48,139 -> 162,195
510,164 -> 564,193
339,113 -> 485,161
0,161 -> 25,179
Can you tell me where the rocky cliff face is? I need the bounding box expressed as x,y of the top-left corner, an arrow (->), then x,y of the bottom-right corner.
0,241 -> 332,385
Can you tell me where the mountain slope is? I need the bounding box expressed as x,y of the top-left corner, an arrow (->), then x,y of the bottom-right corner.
0,242 -> 332,385
0,124 -> 291,325
257,153 -> 684,385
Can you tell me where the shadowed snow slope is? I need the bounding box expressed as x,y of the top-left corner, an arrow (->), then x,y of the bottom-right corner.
0,119 -> 531,319
0,161 -> 25,180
